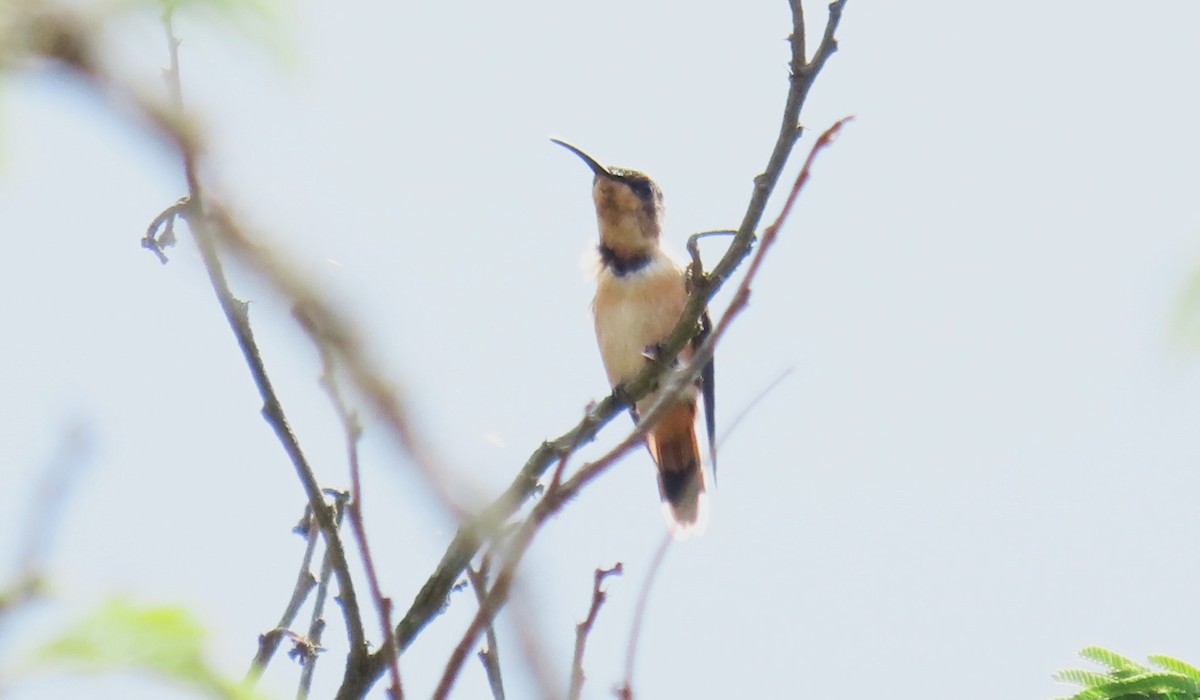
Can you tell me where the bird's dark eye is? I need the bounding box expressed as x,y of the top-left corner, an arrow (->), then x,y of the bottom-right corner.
628,178 -> 654,199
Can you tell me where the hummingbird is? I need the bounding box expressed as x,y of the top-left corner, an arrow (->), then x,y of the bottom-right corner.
552,139 -> 716,537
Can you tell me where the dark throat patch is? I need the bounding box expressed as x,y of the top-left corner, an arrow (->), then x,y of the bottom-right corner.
598,243 -> 653,277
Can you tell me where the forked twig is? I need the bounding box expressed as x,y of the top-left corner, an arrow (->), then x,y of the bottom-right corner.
297,491 -> 350,699
465,559 -> 506,700
568,564 -> 624,700
246,509 -> 320,684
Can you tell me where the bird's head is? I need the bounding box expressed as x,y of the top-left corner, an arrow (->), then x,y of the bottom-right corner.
552,139 -> 665,260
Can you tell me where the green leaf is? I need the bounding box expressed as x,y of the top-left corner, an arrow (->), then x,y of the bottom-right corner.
1079,647 -> 1148,674
1056,669 -> 1118,688
120,0 -> 280,26
109,0 -> 294,66
34,598 -> 269,700
37,598 -> 208,678
1095,671 -> 1200,698
1173,264 -> 1200,351
1152,656 -> 1200,683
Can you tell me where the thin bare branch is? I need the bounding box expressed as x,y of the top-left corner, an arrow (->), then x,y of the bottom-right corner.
300,309 -> 405,700
717,367 -> 795,449
296,584 -> 330,696
22,7 -> 464,544
568,564 -> 624,700
617,533 -> 672,700
297,491 -> 350,699
505,578 -> 564,700
429,404 -> 660,698
246,510 -> 320,685
0,423 -> 91,628
150,11 -> 371,670
465,560 -> 505,700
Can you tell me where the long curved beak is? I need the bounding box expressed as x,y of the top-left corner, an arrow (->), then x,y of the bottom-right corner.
550,139 -> 614,178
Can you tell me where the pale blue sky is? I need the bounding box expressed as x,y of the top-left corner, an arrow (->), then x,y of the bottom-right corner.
3,1 -> 1200,698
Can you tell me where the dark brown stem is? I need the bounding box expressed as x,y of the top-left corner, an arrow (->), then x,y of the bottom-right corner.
567,564 -> 624,700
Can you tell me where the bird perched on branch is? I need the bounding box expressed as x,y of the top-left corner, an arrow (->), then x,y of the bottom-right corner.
552,139 -> 716,539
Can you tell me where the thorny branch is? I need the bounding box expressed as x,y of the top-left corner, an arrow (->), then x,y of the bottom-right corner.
568,564 -> 623,700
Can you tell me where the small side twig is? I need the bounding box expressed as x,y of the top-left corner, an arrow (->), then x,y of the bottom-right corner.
297,491 -> 350,699
142,196 -> 188,263
549,407 -> 591,493
685,230 -> 737,288
465,559 -> 505,700
617,534 -> 671,700
568,564 -> 623,700
0,423 -> 91,628
717,366 -> 794,449
246,509 -> 321,685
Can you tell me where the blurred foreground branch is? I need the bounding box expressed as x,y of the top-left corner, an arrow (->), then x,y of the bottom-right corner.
147,10 -> 371,677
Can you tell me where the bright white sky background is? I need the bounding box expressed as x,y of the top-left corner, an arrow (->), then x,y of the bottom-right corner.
2,1 -> 1200,698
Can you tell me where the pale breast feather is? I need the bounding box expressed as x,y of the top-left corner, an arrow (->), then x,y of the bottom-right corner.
592,253 -> 687,387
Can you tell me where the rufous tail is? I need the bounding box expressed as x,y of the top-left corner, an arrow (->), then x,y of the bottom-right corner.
647,400 -> 708,538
